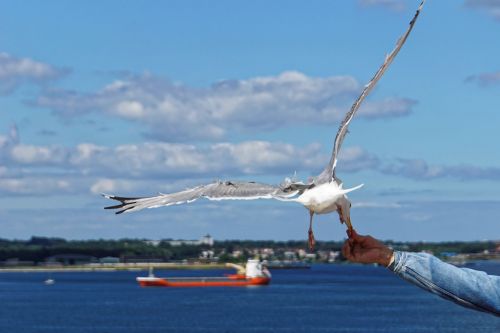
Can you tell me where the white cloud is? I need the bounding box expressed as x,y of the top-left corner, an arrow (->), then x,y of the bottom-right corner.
10,144 -> 68,164
78,142 -> 377,179
0,53 -> 68,94
465,0 -> 500,20
466,71 -> 500,86
68,140 -> 329,178
352,201 -> 402,208
382,158 -> 500,181
357,98 -> 417,118
0,124 -> 19,148
33,72 -> 416,141
402,211 -> 432,222
337,146 -> 379,172
0,127 -> 380,195
89,178 -> 202,196
115,100 -> 145,118
0,125 -> 19,164
90,178 -> 134,195
7,124 -> 500,199
0,178 -> 73,195
358,0 -> 406,12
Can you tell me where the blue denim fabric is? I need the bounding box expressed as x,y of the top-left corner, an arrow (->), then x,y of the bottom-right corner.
389,251 -> 500,317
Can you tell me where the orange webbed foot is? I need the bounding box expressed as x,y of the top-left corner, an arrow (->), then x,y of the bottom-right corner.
308,228 -> 316,251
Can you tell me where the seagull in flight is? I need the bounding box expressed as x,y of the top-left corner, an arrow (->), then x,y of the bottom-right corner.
104,1 -> 425,250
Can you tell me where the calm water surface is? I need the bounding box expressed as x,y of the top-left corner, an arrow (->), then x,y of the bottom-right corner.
1,263 -> 499,332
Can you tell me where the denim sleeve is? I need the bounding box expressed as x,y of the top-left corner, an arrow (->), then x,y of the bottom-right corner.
389,251 -> 500,316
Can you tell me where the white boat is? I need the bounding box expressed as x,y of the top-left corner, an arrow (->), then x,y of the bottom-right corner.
44,278 -> 55,285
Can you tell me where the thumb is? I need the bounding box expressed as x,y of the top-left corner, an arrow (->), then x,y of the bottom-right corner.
351,229 -> 365,241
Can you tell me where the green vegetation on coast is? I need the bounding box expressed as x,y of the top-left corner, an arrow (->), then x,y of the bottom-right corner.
0,236 -> 498,270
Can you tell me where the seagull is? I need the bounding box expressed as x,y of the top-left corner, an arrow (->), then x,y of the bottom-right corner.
104,1 -> 425,250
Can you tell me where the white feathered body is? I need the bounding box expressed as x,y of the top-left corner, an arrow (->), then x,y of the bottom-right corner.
295,181 -> 355,214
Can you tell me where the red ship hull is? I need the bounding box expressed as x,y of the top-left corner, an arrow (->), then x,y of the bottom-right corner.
137,276 -> 270,287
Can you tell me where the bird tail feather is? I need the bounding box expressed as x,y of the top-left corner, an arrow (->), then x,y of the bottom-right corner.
339,184 -> 364,194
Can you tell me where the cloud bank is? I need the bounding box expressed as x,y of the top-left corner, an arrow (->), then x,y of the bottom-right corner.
383,158 -> 500,181
3,125 -> 500,196
0,53 -> 68,94
33,72 -> 416,141
358,0 -> 406,12
0,127 -> 378,195
465,0 -> 500,20
466,71 -> 500,86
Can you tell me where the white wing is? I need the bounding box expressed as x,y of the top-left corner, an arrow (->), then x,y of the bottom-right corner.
316,0 -> 425,184
103,180 -> 300,214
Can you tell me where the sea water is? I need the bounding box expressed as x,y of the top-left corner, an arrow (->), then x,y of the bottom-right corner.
0,263 -> 499,332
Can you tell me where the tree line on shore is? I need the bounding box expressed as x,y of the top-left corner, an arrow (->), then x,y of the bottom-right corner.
0,236 -> 498,264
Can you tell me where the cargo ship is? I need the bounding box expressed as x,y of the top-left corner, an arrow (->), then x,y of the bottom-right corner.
136,259 -> 271,287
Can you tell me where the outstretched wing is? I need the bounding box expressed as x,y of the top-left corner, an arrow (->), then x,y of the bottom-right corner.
316,0 -> 425,184
103,181 -> 298,214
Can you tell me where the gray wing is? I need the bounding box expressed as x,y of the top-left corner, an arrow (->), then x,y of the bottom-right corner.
316,0 -> 425,184
103,180 -> 299,214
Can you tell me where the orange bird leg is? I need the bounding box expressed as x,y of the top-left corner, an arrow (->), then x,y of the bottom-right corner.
337,204 -> 353,233
308,210 -> 316,251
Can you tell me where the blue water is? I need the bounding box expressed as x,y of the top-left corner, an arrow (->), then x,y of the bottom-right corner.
1,264 -> 499,332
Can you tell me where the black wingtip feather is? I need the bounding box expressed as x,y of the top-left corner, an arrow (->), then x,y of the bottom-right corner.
104,204 -> 126,210
106,195 -> 142,202
103,195 -> 142,213
116,206 -> 134,214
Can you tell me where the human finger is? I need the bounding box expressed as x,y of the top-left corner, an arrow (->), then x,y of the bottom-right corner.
351,229 -> 366,242
353,231 -> 371,244
342,241 -> 352,260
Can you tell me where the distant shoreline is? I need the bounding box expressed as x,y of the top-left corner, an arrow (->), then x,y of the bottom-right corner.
1,259 -> 499,272
0,263 -> 227,272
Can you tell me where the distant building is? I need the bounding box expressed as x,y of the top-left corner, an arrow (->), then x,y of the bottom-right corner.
200,234 -> 214,246
283,251 -> 296,260
231,250 -> 243,258
328,251 -> 340,262
259,248 -> 274,259
440,252 -> 457,258
46,254 -> 96,265
144,240 -> 161,247
317,251 -> 329,261
122,256 -> 163,263
200,250 -> 215,259
304,253 -> 316,260
99,256 -> 120,264
1,258 -> 35,267
163,234 -> 214,247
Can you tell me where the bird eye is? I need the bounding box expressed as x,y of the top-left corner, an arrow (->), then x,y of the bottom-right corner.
349,203 -> 352,208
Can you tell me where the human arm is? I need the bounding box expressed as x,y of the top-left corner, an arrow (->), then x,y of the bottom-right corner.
342,230 -> 500,317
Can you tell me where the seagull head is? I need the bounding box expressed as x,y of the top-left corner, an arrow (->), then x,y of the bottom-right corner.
337,183 -> 364,230
336,196 -> 353,229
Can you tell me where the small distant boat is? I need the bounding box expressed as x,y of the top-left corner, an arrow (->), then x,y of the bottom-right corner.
44,278 -> 55,285
137,259 -> 271,287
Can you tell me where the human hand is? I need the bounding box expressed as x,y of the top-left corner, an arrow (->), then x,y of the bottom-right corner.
342,229 -> 394,267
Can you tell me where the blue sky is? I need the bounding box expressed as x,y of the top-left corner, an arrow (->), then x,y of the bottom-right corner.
1,0 -> 499,241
